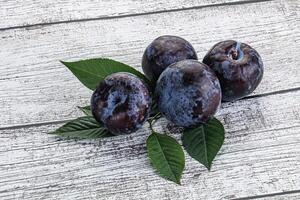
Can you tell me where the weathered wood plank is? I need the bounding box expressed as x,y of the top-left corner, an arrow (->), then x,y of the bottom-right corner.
0,0 -> 263,30
0,0 -> 299,127
0,90 -> 299,199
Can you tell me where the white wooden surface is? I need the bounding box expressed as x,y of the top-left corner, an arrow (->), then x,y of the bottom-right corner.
0,0 -> 299,128
1,0 -> 300,199
0,0 -> 263,30
1,90 -> 300,199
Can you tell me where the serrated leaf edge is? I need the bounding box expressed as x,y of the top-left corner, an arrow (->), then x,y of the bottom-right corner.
147,132 -> 184,184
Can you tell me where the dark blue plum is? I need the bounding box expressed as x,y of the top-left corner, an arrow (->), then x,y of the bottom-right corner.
142,35 -> 198,82
155,60 -> 221,127
91,72 -> 152,135
203,40 -> 264,102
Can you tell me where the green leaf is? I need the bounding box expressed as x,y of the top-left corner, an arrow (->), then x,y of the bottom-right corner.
147,132 -> 185,184
61,58 -> 152,90
49,116 -> 113,139
78,106 -> 92,116
182,118 -> 225,170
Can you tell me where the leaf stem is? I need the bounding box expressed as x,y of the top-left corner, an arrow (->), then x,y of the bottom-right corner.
148,112 -> 162,132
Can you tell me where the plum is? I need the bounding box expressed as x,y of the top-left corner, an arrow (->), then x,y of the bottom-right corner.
203,40 -> 264,101
142,35 -> 198,82
91,72 -> 152,135
155,60 -> 221,127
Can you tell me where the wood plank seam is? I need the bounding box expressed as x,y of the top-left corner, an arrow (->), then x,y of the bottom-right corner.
0,0 -> 274,31
233,189 -> 300,200
0,123 -> 298,166
0,87 -> 298,131
242,87 -> 300,100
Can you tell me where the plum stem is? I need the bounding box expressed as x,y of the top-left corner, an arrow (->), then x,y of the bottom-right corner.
229,42 -> 241,60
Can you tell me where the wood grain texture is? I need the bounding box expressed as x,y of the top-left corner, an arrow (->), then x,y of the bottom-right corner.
1,89 -> 300,200
0,0 -> 299,127
0,0 -> 262,30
